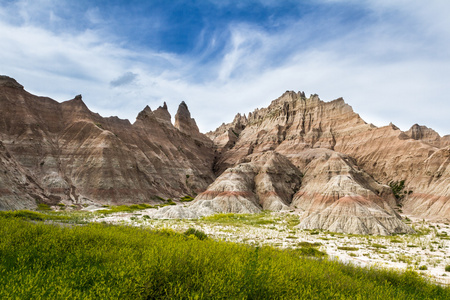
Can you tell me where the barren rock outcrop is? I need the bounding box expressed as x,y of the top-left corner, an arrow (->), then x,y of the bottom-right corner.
209,91 -> 449,230
1,75 -> 448,234
405,124 -> 442,148
0,76 -> 215,207
150,151 -> 302,218
401,147 -> 450,222
291,149 -> 412,234
0,141 -> 43,210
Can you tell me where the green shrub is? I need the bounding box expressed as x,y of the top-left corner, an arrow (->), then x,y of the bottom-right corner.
418,265 -> 428,271
446,265 -> 450,272
371,243 -> 387,249
390,239 -> 403,243
296,246 -> 327,258
166,199 -> 176,206
297,241 -> 321,247
155,195 -> 166,201
338,246 -> 359,251
180,195 -> 195,202
184,228 -> 208,240
0,210 -> 47,220
37,203 -> 51,211
389,180 -> 405,200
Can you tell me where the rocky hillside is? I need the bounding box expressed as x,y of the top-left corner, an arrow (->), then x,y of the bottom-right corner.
1,76 -> 448,235
0,75 -> 215,209
206,91 -> 450,228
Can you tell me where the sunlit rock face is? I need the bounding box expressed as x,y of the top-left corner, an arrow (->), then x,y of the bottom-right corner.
207,91 -> 449,231
0,76 -> 215,208
147,151 -> 302,218
1,75 -> 448,234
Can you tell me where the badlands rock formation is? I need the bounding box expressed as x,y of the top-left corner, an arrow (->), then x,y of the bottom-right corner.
290,149 -> 412,235
0,75 -> 214,209
152,151 -> 302,219
206,91 -> 449,231
1,75 -> 448,235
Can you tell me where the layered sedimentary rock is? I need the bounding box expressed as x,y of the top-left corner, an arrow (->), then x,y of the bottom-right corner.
0,141 -> 42,210
206,113 -> 248,154
150,151 -> 302,218
209,92 -> 372,174
334,124 -> 449,222
208,91 -> 449,230
404,124 -> 447,148
0,76 -> 215,208
194,151 -> 302,211
1,74 -> 448,233
291,149 -> 413,235
401,147 -> 450,221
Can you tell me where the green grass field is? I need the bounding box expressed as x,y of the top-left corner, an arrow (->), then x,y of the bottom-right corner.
0,214 -> 449,299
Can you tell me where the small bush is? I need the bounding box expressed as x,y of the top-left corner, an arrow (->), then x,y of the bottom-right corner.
390,239 -> 403,243
0,210 -> 46,220
296,246 -> 327,258
372,244 -> 387,249
184,228 -> 208,240
389,180 -> 405,200
155,195 -> 166,201
166,199 -> 176,206
338,246 -> 359,251
180,195 -> 194,202
445,265 -> 450,272
418,265 -> 428,271
37,203 -> 51,211
297,241 -> 321,247
0,210 -> 70,221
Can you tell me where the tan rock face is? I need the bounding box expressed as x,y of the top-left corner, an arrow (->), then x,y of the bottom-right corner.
1,75 -> 448,233
195,151 -> 302,212
290,149 -> 412,235
405,124 -> 442,148
149,151 -> 302,218
402,147 -> 450,221
0,76 -> 215,207
0,141 -> 41,210
209,90 -> 449,230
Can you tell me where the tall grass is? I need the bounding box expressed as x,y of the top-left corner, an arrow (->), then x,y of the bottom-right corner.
0,216 -> 448,299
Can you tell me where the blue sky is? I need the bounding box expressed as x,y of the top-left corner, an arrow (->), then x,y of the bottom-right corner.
1,0 -> 449,135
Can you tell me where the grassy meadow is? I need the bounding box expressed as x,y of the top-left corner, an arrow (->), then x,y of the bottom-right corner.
1,212 -> 449,299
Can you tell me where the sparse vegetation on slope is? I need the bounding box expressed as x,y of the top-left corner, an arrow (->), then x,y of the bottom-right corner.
96,203 -> 154,214
0,215 -> 449,299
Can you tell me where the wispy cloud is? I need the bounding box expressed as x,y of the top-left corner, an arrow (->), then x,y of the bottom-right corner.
110,72 -> 138,88
0,0 -> 449,135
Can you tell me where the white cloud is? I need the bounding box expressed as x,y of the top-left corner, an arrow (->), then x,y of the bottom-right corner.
0,0 -> 449,136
